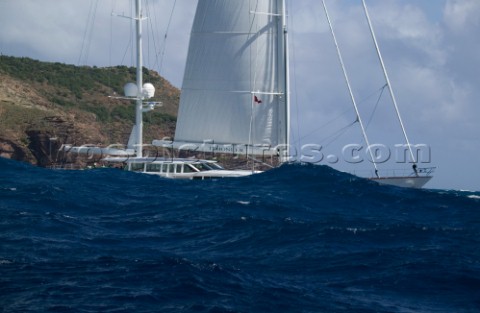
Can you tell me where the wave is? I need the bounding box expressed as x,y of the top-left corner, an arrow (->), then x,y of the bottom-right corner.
1,157 -> 479,312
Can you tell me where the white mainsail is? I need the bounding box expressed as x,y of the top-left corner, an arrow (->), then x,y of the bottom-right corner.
173,0 -> 288,154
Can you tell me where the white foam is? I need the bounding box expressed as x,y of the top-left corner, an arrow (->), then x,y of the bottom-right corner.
0,260 -> 13,265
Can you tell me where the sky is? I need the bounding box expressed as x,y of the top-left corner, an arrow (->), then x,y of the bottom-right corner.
0,0 -> 479,191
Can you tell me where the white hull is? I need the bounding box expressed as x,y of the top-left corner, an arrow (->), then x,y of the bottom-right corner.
370,176 -> 432,189
144,169 -> 257,180
103,157 -> 260,180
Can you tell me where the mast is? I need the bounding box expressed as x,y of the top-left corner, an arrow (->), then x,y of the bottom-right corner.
135,0 -> 143,158
322,0 -> 379,175
361,0 -> 417,169
282,0 -> 291,161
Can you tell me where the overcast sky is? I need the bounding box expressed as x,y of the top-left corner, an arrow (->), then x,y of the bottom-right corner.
0,0 -> 479,191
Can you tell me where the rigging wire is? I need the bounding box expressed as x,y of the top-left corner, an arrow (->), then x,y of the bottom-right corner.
78,0 -> 99,66
322,0 -> 379,175
108,0 -> 119,89
145,0 -> 151,69
155,0 -> 177,76
145,0 -> 161,71
286,1 -> 383,151
119,1 -> 135,66
291,83 -> 387,148
362,0 -> 418,169
77,0 -> 92,65
292,106 -> 354,144
84,0 -> 99,65
322,119 -> 358,148
365,83 -> 387,129
145,0 -> 156,71
109,1 -> 115,68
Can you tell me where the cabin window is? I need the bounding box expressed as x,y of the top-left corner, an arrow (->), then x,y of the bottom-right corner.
184,165 -> 196,173
176,164 -> 182,173
209,163 -> 223,170
168,164 -> 175,173
146,164 -> 161,172
194,163 -> 212,171
131,163 -> 144,171
160,164 -> 167,173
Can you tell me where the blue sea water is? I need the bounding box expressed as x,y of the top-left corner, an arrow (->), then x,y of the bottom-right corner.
0,157 -> 479,313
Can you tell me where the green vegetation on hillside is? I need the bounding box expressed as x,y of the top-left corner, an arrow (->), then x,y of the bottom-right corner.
0,55 -> 179,165
0,55 -> 178,124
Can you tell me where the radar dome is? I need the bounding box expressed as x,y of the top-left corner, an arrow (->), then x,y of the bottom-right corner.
124,83 -> 138,97
143,83 -> 155,99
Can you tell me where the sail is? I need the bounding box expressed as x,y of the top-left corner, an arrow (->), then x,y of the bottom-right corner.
173,0 -> 288,154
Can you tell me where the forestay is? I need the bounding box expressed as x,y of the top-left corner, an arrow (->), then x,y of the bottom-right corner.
171,0 -> 288,155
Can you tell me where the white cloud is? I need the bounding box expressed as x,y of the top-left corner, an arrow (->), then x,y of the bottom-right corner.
444,0 -> 480,32
0,1 -> 91,63
0,0 -> 195,85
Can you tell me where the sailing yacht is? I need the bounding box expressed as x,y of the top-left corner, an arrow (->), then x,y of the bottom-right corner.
320,0 -> 434,188
147,0 -> 289,178
66,0 -> 433,186
66,0 -> 277,179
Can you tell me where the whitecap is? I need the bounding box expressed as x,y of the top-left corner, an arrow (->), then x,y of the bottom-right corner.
0,260 -> 13,265
346,227 -> 370,234
347,227 -> 359,234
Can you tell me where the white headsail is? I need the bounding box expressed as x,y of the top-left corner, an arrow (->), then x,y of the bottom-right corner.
172,0 -> 288,155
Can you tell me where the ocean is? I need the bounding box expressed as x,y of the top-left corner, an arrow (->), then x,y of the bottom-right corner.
1,157 -> 479,312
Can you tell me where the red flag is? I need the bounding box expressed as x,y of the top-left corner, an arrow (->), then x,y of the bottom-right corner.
254,95 -> 262,104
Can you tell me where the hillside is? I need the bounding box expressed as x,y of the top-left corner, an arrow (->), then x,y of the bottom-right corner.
0,55 -> 179,167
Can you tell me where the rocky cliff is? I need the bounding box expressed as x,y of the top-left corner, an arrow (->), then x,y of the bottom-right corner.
0,55 -> 179,167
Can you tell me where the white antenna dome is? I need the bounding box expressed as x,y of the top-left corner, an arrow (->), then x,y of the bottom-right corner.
143,83 -> 155,99
124,82 -> 138,97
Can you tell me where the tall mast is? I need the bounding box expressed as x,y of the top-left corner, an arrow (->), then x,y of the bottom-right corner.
282,0 -> 291,161
322,0 -> 379,175
135,0 -> 143,158
361,0 -> 417,168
